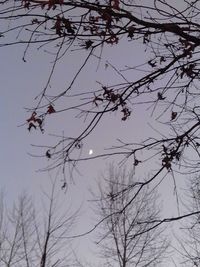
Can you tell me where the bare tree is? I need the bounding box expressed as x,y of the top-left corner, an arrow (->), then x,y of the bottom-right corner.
2,1 -> 200,228
0,183 -> 79,267
92,166 -> 169,267
173,175 -> 200,267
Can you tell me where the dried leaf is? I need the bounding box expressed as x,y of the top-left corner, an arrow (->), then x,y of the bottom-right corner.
157,92 -> 166,100
127,26 -> 135,38
171,111 -> 177,120
46,150 -> 51,158
61,182 -> 66,190
148,60 -> 156,67
134,158 -> 141,166
85,40 -> 93,49
28,122 -> 36,131
27,111 -> 37,123
110,0 -> 120,10
47,104 -> 56,114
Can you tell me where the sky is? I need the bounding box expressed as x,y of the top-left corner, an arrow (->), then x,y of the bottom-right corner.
0,1 -> 194,266
0,41 -> 182,266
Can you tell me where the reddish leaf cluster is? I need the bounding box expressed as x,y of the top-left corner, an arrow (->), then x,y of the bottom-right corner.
22,0 -> 30,9
110,0 -> 120,10
22,0 -> 64,9
26,105 -> 55,132
161,145 -> 181,170
106,34 -> 119,44
179,38 -> 195,58
41,0 -> 64,10
27,112 -> 43,132
51,16 -> 75,36
92,87 -> 131,120
47,104 -> 56,114
82,5 -> 120,46
180,63 -> 197,79
121,107 -> 131,121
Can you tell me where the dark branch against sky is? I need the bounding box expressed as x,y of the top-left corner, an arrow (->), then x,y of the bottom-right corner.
2,1 -> 200,265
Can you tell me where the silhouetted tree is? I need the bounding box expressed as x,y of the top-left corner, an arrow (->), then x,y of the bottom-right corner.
0,182 -> 79,266
175,176 -> 200,267
93,166 -> 169,267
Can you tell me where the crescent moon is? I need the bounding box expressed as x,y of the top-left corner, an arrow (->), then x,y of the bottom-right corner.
89,149 -> 93,155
